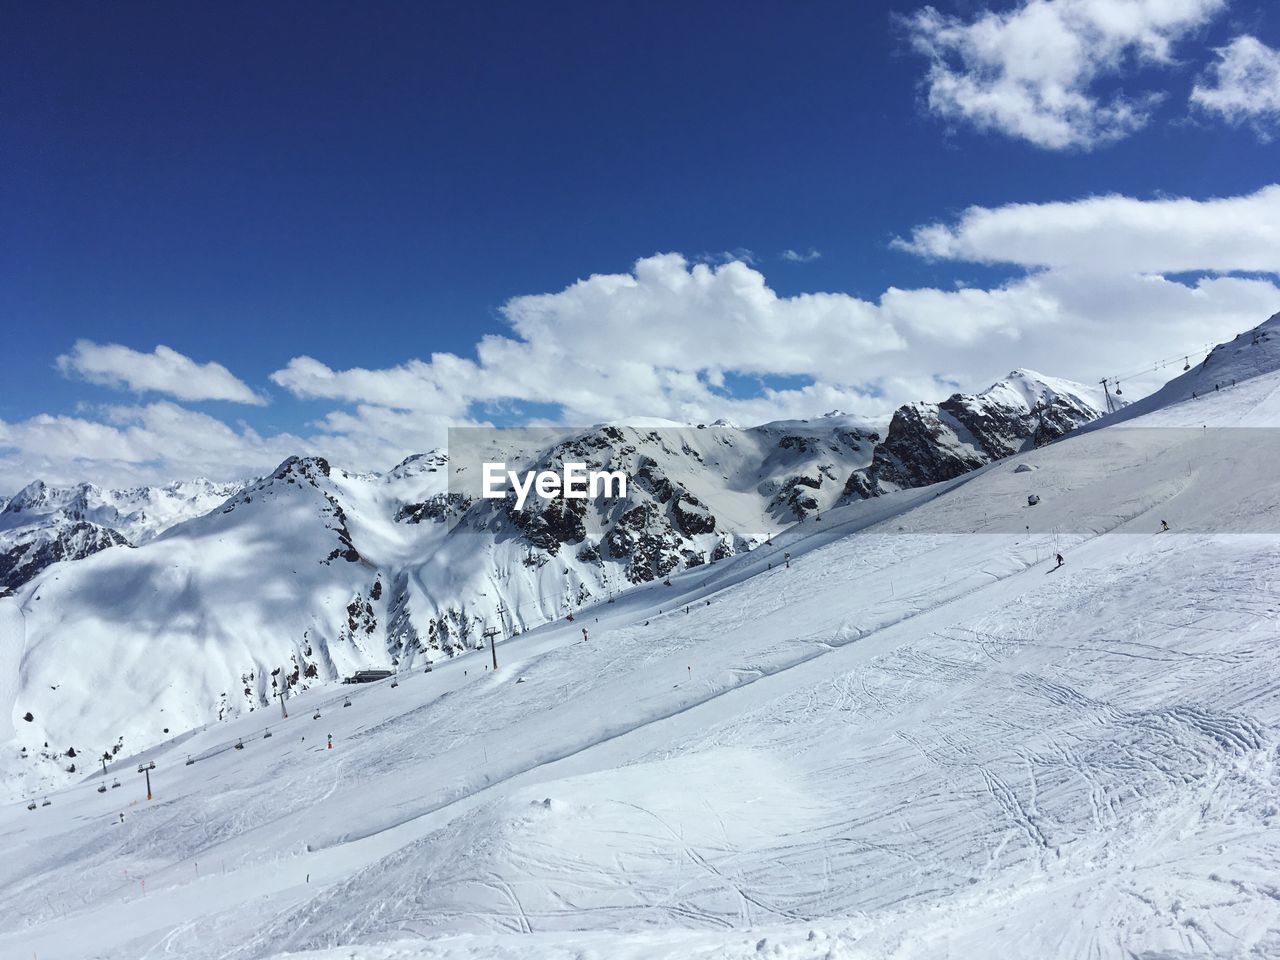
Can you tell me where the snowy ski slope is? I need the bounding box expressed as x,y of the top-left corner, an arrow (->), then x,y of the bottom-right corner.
4,346 -> 1280,958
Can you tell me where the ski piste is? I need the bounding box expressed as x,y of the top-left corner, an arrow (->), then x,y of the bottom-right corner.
4,313 -> 1280,958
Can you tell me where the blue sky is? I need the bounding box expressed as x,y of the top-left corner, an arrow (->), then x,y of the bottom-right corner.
2,0 -> 1279,488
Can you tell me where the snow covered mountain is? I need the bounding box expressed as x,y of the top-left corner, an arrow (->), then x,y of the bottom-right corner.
0,370 -> 1116,794
0,521 -> 129,599
0,478 -> 242,594
843,368 -> 1111,498
0,418 -> 888,792
4,312 -> 1280,959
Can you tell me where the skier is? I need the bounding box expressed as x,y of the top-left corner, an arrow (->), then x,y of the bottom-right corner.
1054,553 -> 1064,569
581,626 -> 589,643
1160,519 -> 1169,532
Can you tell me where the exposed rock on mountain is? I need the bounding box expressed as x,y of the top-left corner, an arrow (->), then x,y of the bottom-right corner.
0,477 -> 242,592
0,521 -> 129,597
843,369 -> 1110,498
0,369 -> 1121,791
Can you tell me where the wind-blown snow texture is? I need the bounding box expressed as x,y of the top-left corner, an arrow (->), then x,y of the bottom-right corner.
4,330 -> 1280,958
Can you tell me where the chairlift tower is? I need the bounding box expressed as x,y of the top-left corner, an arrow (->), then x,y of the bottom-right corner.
1098,378 -> 1117,415
483,624 -> 500,670
138,761 -> 156,801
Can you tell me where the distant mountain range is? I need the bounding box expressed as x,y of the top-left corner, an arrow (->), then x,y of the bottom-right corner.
0,479 -> 243,596
0,367 -> 1114,793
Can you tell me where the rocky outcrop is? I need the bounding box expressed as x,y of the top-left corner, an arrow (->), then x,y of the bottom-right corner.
0,476 -> 241,592
845,370 -> 1108,498
0,521 -> 130,592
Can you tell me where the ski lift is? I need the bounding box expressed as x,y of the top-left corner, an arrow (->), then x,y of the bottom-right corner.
342,697 -> 351,708
1183,356 -> 1190,371
41,798 -> 51,807
313,710 -> 321,719
111,778 -> 120,789
234,738 -> 245,750
390,679 -> 399,689
185,755 -> 195,766
263,728 -> 273,739
1028,494 -> 1041,506
97,783 -> 108,794
26,801 -> 36,811
1114,380 -> 1123,396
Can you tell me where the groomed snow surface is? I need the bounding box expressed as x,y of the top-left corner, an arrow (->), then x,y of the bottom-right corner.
5,366 -> 1280,958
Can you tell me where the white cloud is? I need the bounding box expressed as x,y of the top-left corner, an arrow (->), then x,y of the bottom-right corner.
905,0 -> 1226,149
9,184 -> 1280,491
265,234 -> 1279,438
781,248 -> 822,263
272,253 -> 910,424
0,402 -> 303,490
270,355 -> 475,417
1191,35 -> 1280,137
56,341 -> 267,405
696,248 -> 758,266
895,184 -> 1280,274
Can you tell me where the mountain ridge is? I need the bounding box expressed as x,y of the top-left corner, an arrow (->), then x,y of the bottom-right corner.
0,367 -> 1132,792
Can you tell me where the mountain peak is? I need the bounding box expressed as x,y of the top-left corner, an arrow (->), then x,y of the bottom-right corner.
979,368 -> 1107,415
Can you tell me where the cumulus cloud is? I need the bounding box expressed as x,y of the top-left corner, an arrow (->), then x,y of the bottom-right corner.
0,398 -> 479,491
56,341 -> 267,405
10,184 -> 1280,490
904,0 -> 1226,149
265,229 -> 1279,440
0,402 -> 303,489
272,253 -> 910,424
1191,35 -> 1280,137
270,356 -> 475,417
895,184 -> 1280,274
